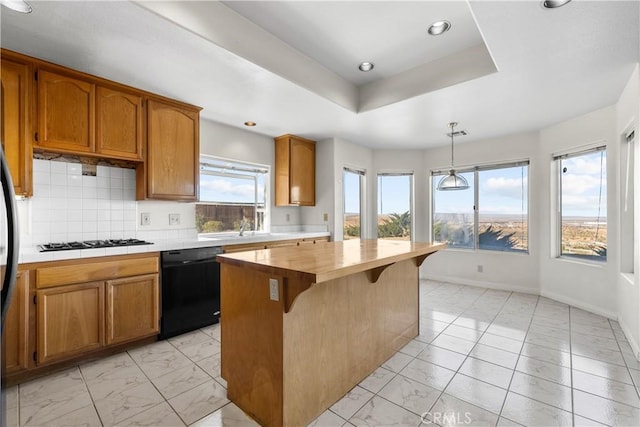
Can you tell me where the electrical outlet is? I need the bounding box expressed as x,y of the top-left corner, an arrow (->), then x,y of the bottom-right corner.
286,213 -> 290,222
323,213 -> 329,222
169,213 -> 180,225
269,278 -> 279,301
477,265 -> 483,273
141,212 -> 151,226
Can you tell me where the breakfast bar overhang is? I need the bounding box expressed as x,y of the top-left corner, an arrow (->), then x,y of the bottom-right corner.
217,239 -> 444,426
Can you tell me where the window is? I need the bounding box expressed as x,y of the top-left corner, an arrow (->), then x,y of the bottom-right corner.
343,168 -> 364,239
196,156 -> 268,234
432,161 -> 529,253
377,173 -> 413,240
556,146 -> 607,261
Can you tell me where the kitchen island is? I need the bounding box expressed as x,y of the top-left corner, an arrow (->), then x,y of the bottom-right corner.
217,239 -> 444,426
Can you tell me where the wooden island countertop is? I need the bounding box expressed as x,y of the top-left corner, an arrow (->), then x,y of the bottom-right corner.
217,239 -> 445,312
217,239 -> 444,426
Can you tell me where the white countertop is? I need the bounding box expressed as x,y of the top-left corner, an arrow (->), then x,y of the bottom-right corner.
19,232 -> 331,264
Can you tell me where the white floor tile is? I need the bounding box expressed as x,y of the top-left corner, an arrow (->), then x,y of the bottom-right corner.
377,375 -> 441,416
443,373 -> 506,414
573,389 -> 640,426
399,359 -> 456,391
508,371 -> 572,411
469,344 -> 519,370
416,344 -> 467,371
458,357 -> 513,389
501,392 -> 573,427
358,366 -> 396,394
429,393 -> 500,427
329,386 -> 374,420
572,370 -> 640,408
349,395 -> 421,426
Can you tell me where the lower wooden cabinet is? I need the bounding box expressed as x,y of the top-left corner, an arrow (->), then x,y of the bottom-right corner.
2,270 -> 30,375
106,274 -> 159,345
36,282 -> 105,365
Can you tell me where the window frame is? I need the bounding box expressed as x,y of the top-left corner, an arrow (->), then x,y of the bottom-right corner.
377,171 -> 415,241
431,160 -> 530,254
343,167 -> 365,240
197,155 -> 270,234
553,144 -> 607,263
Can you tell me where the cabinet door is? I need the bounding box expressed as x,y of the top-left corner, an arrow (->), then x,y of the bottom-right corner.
1,271 -> 29,375
37,70 -> 95,153
105,274 -> 159,345
37,282 -> 104,365
146,99 -> 199,201
96,86 -> 143,161
1,58 -> 33,196
289,137 -> 315,206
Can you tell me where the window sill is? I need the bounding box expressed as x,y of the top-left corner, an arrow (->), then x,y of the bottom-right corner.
621,272 -> 635,285
555,255 -> 606,268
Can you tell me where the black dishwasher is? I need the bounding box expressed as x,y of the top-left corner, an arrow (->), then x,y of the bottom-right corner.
160,246 -> 222,339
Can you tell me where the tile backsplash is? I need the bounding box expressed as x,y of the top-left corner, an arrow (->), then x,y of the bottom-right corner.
18,159 -> 138,247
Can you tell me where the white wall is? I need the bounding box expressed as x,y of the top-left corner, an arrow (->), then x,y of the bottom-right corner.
300,138 -> 335,232
420,132 -> 541,294
615,64 -> 640,356
538,106 -> 618,318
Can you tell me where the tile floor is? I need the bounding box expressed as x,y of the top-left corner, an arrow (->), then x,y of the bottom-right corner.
5,280 -> 640,426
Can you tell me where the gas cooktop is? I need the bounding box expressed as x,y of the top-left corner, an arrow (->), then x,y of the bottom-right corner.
38,239 -> 153,252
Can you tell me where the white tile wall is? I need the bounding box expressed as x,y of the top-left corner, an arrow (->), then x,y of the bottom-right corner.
20,159 -> 138,246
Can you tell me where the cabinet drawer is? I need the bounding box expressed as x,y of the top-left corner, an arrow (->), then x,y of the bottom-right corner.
36,256 -> 159,289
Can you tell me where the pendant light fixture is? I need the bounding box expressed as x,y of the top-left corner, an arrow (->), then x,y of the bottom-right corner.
0,0 -> 32,13
437,122 -> 469,191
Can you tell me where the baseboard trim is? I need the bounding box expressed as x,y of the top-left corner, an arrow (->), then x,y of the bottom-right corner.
538,289 -> 617,320
421,273 -> 538,295
617,318 -> 640,361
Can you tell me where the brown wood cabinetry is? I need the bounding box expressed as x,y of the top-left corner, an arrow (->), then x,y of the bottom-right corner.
36,282 -> 105,365
96,86 -> 144,161
32,253 -> 159,367
1,56 -> 33,196
37,69 -> 95,153
140,99 -> 200,201
2,48 -> 202,201
2,271 -> 30,375
106,274 -> 159,345
275,134 -> 316,206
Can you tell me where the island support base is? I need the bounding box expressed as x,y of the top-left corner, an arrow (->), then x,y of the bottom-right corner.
221,258 -> 419,426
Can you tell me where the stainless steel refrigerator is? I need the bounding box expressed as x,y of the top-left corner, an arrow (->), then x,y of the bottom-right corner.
1,146 -> 20,427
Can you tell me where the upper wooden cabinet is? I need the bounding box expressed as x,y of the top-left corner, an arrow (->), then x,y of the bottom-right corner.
1,56 -> 33,197
274,134 -> 316,206
37,69 -> 95,154
96,86 -> 144,161
141,99 -> 199,201
37,70 -> 145,161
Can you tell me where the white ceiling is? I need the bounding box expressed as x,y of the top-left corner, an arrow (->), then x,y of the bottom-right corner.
221,1 -> 484,85
1,1 -> 638,150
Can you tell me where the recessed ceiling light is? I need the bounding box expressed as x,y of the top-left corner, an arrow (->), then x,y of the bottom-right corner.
0,0 -> 32,13
427,20 -> 451,36
244,121 -> 256,127
541,0 -> 572,8
358,62 -> 374,72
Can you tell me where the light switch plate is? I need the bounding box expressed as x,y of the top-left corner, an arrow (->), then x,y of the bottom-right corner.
141,212 -> 151,226
169,213 -> 180,225
269,278 -> 279,301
